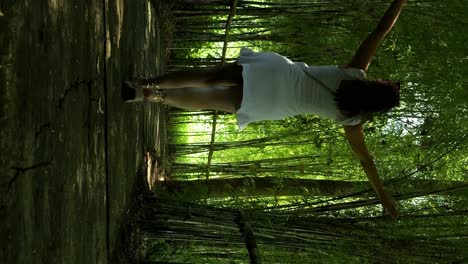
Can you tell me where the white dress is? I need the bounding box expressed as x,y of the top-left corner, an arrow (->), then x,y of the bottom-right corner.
236,48 -> 366,129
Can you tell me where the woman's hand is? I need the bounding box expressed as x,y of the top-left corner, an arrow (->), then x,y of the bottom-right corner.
377,188 -> 399,220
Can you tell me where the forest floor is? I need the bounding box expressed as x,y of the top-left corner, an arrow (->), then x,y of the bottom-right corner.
0,0 -> 170,263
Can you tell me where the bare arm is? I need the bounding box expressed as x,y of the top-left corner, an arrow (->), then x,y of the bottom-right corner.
346,0 -> 407,71
343,124 -> 399,219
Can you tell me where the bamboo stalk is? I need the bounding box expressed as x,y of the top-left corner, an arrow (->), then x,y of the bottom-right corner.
206,0 -> 239,180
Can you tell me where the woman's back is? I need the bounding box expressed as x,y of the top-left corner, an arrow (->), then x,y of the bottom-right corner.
294,63 -> 366,125
236,49 -> 365,128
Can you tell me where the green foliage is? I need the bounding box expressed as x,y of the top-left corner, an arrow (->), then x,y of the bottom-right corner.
167,0 -> 468,183
144,0 -> 468,263
137,198 -> 468,263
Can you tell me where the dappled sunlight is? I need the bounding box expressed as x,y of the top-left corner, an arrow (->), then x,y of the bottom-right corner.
48,0 -> 59,12
105,28 -> 112,61
146,1 -> 154,39
47,0 -> 67,27
115,0 -> 124,48
146,151 -> 167,192
141,0 -> 157,69
146,151 -> 155,190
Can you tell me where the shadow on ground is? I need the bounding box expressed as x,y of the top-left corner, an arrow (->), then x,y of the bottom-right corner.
0,0 -> 169,263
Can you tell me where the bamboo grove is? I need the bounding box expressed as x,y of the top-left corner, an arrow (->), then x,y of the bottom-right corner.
136,0 -> 468,263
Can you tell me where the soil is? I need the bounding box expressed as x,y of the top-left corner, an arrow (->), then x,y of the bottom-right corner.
0,0 -> 169,263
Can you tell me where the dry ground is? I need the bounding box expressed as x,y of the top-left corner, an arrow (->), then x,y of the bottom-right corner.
0,0 -> 169,263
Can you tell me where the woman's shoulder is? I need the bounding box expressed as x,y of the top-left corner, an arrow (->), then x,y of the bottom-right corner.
338,67 -> 367,79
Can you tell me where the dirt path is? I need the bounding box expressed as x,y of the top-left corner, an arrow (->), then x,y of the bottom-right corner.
0,1 -> 167,263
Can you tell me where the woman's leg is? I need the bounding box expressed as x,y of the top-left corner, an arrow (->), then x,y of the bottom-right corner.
124,63 -> 244,110
138,63 -> 243,89
161,85 -> 243,113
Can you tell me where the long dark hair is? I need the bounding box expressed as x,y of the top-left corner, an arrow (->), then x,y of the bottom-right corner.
334,79 -> 400,118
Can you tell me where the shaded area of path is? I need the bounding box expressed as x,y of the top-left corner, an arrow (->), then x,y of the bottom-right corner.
0,0 -> 168,263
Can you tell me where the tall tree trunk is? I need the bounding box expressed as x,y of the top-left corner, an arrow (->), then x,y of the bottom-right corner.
161,177 -> 466,199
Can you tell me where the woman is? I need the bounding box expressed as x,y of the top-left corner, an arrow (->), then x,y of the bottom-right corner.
123,0 -> 406,219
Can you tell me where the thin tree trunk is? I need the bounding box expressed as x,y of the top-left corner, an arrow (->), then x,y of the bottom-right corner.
162,177 -> 466,199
